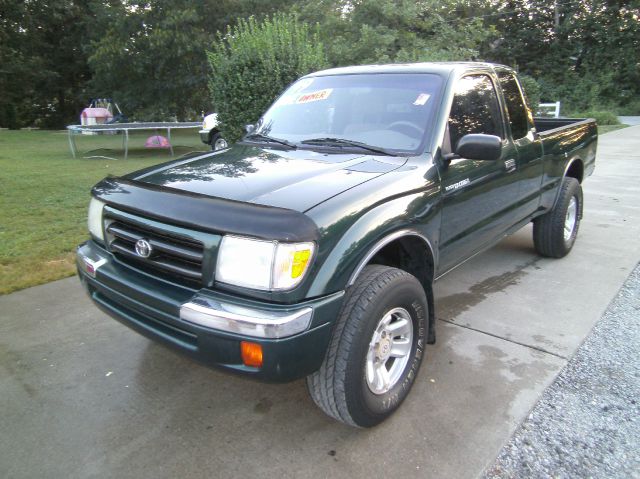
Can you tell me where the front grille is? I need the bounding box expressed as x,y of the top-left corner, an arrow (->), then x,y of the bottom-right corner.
105,217 -> 204,284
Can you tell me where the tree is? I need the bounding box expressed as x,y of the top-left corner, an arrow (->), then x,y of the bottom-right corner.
88,1 -> 212,121
88,0 -> 301,121
0,0 -> 98,128
484,0 -> 640,112
3,0 -> 637,128
294,0 -> 494,66
207,13 -> 328,142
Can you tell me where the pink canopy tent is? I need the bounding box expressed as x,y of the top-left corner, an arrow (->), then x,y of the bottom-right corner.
144,135 -> 172,149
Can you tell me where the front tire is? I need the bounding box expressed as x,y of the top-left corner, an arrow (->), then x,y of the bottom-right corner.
307,265 -> 428,427
533,177 -> 583,258
210,132 -> 228,151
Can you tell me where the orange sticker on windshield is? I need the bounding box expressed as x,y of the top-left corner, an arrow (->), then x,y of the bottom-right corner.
297,89 -> 333,104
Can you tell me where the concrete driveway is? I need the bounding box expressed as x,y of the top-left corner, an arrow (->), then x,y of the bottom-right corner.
2,126 -> 639,479
619,116 -> 640,126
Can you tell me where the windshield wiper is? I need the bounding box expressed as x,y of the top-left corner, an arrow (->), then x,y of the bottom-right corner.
242,133 -> 297,149
300,137 -> 393,156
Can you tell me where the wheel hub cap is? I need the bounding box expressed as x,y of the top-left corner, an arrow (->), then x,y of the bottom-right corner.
366,307 -> 414,395
214,138 -> 228,150
376,335 -> 392,362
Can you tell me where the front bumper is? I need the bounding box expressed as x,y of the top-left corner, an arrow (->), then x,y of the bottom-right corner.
77,241 -> 344,382
199,129 -> 210,144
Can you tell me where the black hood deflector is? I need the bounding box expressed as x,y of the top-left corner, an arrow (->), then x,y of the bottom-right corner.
92,177 -> 319,242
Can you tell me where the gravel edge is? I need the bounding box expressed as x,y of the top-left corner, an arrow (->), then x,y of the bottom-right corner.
483,263 -> 640,479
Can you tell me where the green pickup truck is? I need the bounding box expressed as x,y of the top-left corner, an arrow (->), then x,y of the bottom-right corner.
77,62 -> 597,427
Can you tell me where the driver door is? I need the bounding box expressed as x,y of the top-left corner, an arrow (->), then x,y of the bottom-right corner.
437,74 -> 520,273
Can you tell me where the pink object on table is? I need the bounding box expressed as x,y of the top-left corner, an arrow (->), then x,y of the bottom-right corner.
80,107 -> 112,125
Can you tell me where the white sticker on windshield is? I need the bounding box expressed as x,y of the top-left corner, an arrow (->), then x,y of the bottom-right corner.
413,93 -> 430,106
290,78 -> 314,93
297,88 -> 333,104
273,94 -> 295,107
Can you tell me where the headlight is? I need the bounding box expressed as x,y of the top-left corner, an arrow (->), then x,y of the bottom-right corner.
87,198 -> 105,242
216,236 -> 314,291
202,114 -> 218,131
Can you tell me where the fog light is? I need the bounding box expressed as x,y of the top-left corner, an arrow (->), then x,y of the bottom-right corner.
241,341 -> 263,368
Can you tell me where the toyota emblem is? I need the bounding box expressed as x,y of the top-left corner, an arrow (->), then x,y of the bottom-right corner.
135,239 -> 153,258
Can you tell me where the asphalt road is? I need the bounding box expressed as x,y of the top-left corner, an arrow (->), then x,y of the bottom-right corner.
1,126 -> 639,479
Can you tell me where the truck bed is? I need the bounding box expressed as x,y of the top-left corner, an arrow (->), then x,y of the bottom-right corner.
534,117 -> 594,134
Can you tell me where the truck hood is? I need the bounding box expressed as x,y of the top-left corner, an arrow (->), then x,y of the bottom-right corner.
129,145 -> 407,212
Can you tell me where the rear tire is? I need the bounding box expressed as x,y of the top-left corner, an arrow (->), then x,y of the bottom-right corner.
307,265 -> 428,427
533,177 -> 582,258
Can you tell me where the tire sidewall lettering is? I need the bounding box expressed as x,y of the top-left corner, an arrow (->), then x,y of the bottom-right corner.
565,190 -> 580,248
356,281 -> 428,417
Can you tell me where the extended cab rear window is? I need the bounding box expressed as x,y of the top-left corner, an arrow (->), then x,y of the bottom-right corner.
498,72 -> 530,140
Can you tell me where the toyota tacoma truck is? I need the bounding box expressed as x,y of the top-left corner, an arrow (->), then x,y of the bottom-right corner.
77,62 -> 597,427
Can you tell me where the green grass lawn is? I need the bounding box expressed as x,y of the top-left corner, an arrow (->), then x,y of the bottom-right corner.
598,124 -> 628,135
0,129 -> 209,294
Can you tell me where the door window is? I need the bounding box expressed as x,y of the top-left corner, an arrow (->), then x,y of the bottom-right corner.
448,75 -> 503,150
497,72 -> 530,140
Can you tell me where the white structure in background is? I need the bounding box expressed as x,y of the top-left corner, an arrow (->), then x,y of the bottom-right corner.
537,101 -> 561,118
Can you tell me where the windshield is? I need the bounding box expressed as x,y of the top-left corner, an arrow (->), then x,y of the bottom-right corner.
252,73 -> 443,154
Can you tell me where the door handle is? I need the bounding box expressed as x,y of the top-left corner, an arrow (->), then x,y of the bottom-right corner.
504,158 -> 516,172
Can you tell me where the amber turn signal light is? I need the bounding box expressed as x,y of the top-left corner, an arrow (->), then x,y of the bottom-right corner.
241,341 -> 263,368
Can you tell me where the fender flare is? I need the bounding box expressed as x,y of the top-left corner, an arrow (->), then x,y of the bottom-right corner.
343,228 -> 438,344
306,190 -> 440,344
306,192 -> 439,298
346,229 -> 436,286
551,157 -> 583,210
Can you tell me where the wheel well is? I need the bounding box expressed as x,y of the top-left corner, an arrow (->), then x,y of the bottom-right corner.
566,159 -> 584,183
368,236 -> 434,292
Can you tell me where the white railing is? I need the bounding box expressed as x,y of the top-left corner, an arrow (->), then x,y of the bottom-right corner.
537,101 -> 561,118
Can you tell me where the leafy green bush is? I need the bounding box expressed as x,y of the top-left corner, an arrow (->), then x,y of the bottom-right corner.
537,71 -> 631,117
207,14 -> 328,143
617,100 -> 640,116
578,110 -> 620,125
540,74 -> 607,114
518,74 -> 541,112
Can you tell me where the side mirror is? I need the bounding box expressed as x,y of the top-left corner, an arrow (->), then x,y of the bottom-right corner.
245,124 -> 255,134
456,134 -> 502,161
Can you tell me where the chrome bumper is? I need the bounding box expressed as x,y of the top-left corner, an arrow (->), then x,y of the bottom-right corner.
77,243 -> 313,339
180,297 -> 312,339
